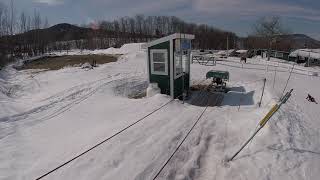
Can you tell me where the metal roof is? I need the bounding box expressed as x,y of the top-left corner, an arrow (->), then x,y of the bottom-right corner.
146,33 -> 195,48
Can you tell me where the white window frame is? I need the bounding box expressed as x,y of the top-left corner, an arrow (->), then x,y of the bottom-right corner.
150,49 -> 168,75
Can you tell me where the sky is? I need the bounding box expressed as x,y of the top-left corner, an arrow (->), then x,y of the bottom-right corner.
2,0 -> 320,40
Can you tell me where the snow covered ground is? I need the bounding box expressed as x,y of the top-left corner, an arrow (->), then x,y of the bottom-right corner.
1,44 -> 320,180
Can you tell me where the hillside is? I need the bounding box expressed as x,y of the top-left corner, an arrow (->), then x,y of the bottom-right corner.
242,34 -> 320,51
278,34 -> 320,49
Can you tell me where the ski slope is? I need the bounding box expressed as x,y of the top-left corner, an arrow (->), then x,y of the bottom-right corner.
1,44 -> 320,180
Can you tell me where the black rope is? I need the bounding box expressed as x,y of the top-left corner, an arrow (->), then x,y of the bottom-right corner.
35,99 -> 174,180
152,93 -> 214,180
36,81 -> 212,180
281,64 -> 295,99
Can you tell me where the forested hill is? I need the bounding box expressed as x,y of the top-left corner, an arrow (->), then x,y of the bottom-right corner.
0,15 -> 237,56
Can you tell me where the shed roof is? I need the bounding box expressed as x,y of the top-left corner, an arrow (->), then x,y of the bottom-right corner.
146,33 -> 195,48
289,49 -> 320,59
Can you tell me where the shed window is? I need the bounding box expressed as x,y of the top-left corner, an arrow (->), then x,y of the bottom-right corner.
150,49 -> 168,75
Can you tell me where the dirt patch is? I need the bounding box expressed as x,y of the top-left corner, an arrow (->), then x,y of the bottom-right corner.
190,84 -> 210,91
17,54 -> 119,70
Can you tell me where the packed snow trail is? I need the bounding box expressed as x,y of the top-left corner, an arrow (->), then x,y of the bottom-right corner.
41,100 -> 214,180
35,97 -> 174,180
152,93 -> 223,180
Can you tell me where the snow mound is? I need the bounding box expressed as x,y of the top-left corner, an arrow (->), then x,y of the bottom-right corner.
146,83 -> 161,97
119,43 -> 145,54
236,50 -> 248,53
81,62 -> 92,69
216,49 -> 235,55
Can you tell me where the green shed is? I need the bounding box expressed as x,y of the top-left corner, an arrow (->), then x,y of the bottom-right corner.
146,33 -> 195,99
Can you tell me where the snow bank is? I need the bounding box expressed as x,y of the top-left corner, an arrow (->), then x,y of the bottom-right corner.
146,83 -> 161,97
216,49 -> 235,55
20,43 -> 146,63
236,50 -> 248,53
119,43 -> 145,54
90,43 -> 145,55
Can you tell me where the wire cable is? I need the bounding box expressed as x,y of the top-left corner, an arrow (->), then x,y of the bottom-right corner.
152,92 -> 220,180
35,99 -> 174,180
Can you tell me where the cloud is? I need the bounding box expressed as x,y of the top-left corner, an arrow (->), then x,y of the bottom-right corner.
33,0 -> 64,6
192,0 -> 320,21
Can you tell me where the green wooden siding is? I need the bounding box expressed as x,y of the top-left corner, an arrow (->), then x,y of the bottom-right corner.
148,41 -> 171,95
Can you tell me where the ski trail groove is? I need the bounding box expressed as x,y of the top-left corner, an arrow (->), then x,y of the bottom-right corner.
153,92 -> 223,180
34,98 -> 174,180
0,76 -> 143,140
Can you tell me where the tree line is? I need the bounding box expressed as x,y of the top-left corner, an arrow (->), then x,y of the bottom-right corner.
0,0 -> 49,67
0,1 -> 238,68
94,15 -> 237,50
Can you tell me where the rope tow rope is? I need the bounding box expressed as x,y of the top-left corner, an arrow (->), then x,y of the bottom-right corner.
281,64 -> 295,99
35,78 -> 211,179
152,92 -> 221,180
35,99 -> 174,180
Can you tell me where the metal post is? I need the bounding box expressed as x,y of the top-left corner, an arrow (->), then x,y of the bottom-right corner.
229,125 -> 262,161
268,41 -> 271,61
228,89 -> 293,161
180,33 -> 185,104
259,78 -> 266,107
308,51 -> 310,67
273,64 -> 277,89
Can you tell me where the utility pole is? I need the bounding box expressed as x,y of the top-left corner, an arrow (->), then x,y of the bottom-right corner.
268,40 -> 271,61
273,63 -> 278,89
227,35 -> 229,57
308,50 -> 310,67
180,33 -> 185,104
228,89 -> 293,162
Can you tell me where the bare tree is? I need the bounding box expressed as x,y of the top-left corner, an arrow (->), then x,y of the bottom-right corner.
253,16 -> 288,60
0,2 -> 4,36
9,0 -> 15,35
20,11 -> 26,33
33,9 -> 41,29
26,15 -> 31,31
0,3 -> 9,36
43,16 -> 49,29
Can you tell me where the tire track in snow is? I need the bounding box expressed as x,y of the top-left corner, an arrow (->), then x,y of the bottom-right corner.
152,93 -> 224,180
34,91 -> 220,180
0,76 -> 144,140
264,98 -> 320,176
34,98 -> 175,180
